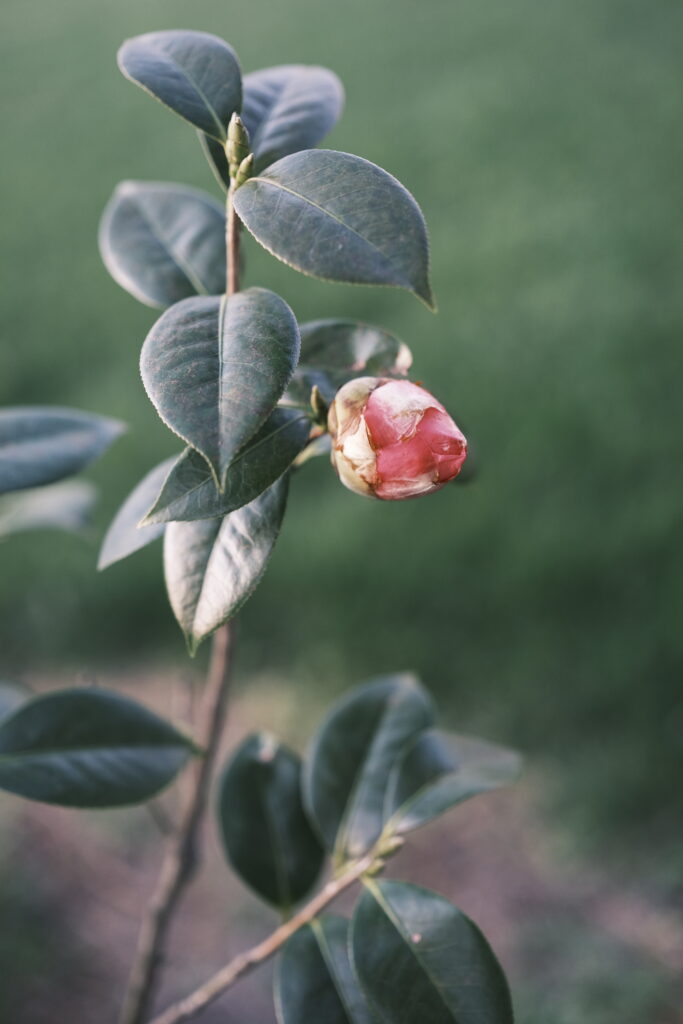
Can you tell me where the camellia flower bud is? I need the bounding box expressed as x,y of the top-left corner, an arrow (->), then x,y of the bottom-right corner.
328,377 -> 467,500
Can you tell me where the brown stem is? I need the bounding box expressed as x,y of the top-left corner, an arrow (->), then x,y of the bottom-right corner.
119,182 -> 243,1024
118,625 -> 235,1024
226,183 -> 241,296
148,853 -> 375,1024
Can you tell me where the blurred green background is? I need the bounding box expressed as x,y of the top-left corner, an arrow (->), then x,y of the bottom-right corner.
1,0 -> 682,1018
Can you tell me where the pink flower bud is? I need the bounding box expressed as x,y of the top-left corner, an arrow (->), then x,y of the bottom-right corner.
328,377 -> 467,500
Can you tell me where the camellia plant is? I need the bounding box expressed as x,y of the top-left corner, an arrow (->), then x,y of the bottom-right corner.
0,29 -> 523,1024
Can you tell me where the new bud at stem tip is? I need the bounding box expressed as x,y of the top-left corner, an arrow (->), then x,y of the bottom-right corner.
328,377 -> 467,500
227,114 -> 251,179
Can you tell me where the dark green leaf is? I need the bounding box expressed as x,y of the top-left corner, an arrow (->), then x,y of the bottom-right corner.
352,880 -> 514,1024
0,682 -> 29,721
275,916 -> 376,1024
117,30 -> 242,140
0,688 -> 194,807
164,475 -> 288,652
199,133 -> 231,191
300,320 -> 412,376
99,181 -> 226,309
233,150 -> 434,307
98,458 -> 174,570
0,481 -> 96,539
283,319 -> 412,406
143,408 -> 310,524
218,732 -> 324,909
243,65 -> 344,171
303,675 -> 434,863
201,63 -> 344,187
140,289 -> 300,486
384,731 -> 521,836
0,407 -> 124,495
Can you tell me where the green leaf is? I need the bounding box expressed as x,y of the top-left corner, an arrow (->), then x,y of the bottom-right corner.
164,475 -> 288,652
117,30 -> 242,141
0,688 -> 195,807
300,320 -> 412,376
217,732 -> 324,909
303,675 -> 434,863
283,319 -> 413,406
352,880 -> 514,1024
201,63 -> 344,187
99,181 -> 226,309
233,150 -> 434,307
384,731 -> 521,836
0,407 -> 124,496
0,481 -> 96,539
140,289 -> 300,487
143,409 -> 311,524
275,916 -> 376,1024
98,458 -> 174,570
0,682 -> 29,721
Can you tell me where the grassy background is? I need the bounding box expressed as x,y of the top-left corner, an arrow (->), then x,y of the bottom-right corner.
1,0 -> 681,901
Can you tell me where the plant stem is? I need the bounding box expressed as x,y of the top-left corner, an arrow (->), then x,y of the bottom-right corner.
227,182 -> 240,296
118,624 -> 235,1024
118,183 -> 243,1024
148,853 -> 375,1024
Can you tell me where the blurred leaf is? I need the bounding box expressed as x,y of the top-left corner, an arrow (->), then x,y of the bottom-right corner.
140,289 -> 300,486
0,480 -> 96,539
0,688 -> 194,807
303,675 -> 434,863
0,682 -> 29,721
98,458 -> 174,570
284,320 -> 412,405
144,408 -> 310,524
233,150 -> 434,307
164,475 -> 288,652
300,320 -> 412,377
275,915 -> 376,1024
201,63 -> 344,187
99,181 -> 226,309
352,880 -> 514,1024
218,732 -> 324,909
384,731 -> 521,836
117,30 -> 242,141
0,407 -> 124,496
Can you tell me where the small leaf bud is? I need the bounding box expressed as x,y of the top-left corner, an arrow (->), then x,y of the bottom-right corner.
226,113 -> 251,178
234,152 -> 254,188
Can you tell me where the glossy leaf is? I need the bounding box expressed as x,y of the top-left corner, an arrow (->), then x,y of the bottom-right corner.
384,731 -> 521,836
98,458 -> 174,570
140,289 -> 300,486
164,475 -> 288,652
303,675 -> 434,863
275,916 -> 375,1024
233,150 -> 434,307
0,682 -> 29,721
0,481 -> 96,539
143,409 -> 311,524
201,63 -> 344,187
99,181 -> 226,309
352,880 -> 514,1024
117,30 -> 242,140
0,688 -> 194,807
284,319 -> 412,406
0,407 -> 124,496
218,732 -> 324,909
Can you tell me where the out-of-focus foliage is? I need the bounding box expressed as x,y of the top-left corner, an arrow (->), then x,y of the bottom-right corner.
1,0 -> 681,855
